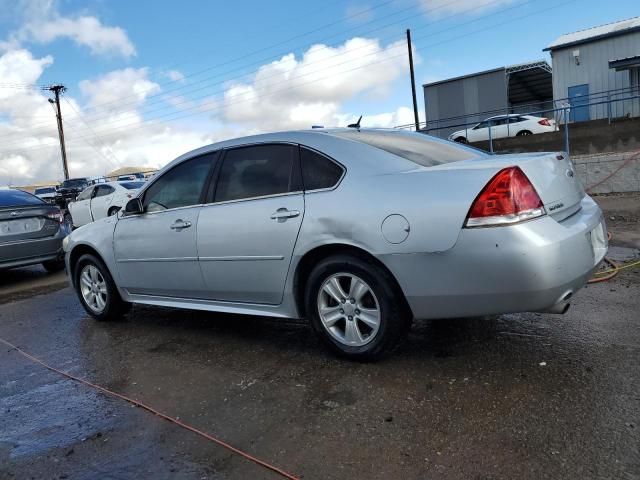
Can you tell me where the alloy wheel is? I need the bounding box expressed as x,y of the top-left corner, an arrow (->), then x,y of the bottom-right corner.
79,264 -> 108,313
317,273 -> 381,347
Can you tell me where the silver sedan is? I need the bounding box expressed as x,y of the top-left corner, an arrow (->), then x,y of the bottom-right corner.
64,129 -> 607,360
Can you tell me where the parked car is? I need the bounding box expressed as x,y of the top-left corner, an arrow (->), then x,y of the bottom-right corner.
68,181 -> 145,228
448,114 -> 557,143
117,175 -> 137,181
1,188 -> 67,272
34,186 -> 58,203
55,177 -> 91,210
64,129 -> 606,360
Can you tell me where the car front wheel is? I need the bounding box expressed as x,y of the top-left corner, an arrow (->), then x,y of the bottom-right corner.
305,254 -> 410,361
74,253 -> 130,321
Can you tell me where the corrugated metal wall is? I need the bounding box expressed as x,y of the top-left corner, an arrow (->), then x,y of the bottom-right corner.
423,69 -> 508,138
551,30 -> 640,120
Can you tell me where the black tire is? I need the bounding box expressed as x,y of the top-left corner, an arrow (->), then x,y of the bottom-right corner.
73,253 -> 130,321
305,254 -> 411,361
63,212 -> 74,230
454,136 -> 468,144
516,130 -> 532,136
42,258 -> 65,273
108,207 -> 120,217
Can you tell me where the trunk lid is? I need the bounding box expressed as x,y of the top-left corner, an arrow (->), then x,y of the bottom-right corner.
446,151 -> 585,221
0,205 -> 61,244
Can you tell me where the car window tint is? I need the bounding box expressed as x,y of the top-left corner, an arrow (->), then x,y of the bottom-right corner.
0,189 -> 45,207
144,155 -> 213,212
96,185 -> 115,197
215,144 -> 297,202
300,147 -> 343,191
120,181 -> 145,190
474,121 -> 487,129
331,130 -> 485,167
76,187 -> 94,201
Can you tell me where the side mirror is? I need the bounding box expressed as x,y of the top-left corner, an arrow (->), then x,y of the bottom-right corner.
124,198 -> 144,215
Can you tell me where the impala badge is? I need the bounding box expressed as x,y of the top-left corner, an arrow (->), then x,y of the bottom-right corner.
548,202 -> 564,212
566,169 -> 574,178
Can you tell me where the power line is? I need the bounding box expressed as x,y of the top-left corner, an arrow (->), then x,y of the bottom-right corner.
62,97 -> 122,167
0,0 -> 573,156
9,0 -> 523,143
1,0 -> 507,143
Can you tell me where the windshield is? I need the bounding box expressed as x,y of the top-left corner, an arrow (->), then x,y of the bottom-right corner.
330,130 -> 486,167
61,179 -> 88,188
120,181 -> 145,190
0,189 -> 45,207
35,187 -> 56,194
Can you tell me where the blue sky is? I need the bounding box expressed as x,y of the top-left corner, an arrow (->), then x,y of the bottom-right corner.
0,0 -> 638,183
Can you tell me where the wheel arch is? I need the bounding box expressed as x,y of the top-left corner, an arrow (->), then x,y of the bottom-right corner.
68,243 -> 112,288
293,243 -> 412,319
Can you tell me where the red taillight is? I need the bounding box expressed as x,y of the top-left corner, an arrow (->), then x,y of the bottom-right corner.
47,209 -> 63,224
465,167 -> 545,227
538,118 -> 551,126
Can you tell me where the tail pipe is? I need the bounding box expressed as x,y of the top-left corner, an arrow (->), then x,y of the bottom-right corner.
540,291 -> 573,315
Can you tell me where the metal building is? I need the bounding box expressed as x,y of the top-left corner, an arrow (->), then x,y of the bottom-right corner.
422,60 -> 553,138
544,17 -> 640,122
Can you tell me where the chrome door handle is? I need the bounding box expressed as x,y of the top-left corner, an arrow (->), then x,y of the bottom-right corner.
170,219 -> 192,230
270,208 -> 300,221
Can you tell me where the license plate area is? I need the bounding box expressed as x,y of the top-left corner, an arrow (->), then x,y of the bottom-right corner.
0,217 -> 44,236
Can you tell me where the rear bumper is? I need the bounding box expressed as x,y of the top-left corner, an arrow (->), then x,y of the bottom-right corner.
383,196 -> 606,320
0,231 -> 66,270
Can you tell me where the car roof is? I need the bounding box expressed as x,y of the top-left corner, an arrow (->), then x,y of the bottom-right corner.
159,128 -> 426,177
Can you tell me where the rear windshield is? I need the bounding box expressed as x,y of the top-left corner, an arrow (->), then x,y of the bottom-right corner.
35,187 -> 56,194
331,130 -> 485,167
120,181 -> 145,190
61,179 -> 88,188
0,189 -> 45,207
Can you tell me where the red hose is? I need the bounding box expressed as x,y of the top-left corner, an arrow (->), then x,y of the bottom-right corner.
0,337 -> 300,480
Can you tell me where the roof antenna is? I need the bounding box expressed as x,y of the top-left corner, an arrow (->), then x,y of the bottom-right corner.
347,115 -> 362,130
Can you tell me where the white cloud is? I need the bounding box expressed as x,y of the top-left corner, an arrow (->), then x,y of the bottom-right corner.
221,37 -> 411,130
21,16 -> 136,58
165,70 -> 185,82
0,35 -> 420,186
2,1 -> 135,58
420,0 -> 515,16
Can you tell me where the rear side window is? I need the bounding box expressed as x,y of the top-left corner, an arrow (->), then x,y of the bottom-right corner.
215,144 -> 299,202
300,147 -> 343,191
332,130 -> 485,167
95,185 -> 115,197
76,187 -> 94,201
144,154 -> 213,212
0,189 -> 44,207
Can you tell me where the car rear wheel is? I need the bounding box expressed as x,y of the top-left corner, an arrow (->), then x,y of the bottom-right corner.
305,254 -> 410,361
516,130 -> 532,136
74,253 -> 130,321
108,206 -> 120,216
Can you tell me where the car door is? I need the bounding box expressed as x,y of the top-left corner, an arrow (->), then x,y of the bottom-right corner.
488,116 -> 508,140
70,186 -> 95,227
90,185 -> 116,220
468,121 -> 488,142
196,143 -> 304,305
113,153 -> 216,298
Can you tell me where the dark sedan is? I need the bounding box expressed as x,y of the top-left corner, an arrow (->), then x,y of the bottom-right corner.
0,189 -> 68,272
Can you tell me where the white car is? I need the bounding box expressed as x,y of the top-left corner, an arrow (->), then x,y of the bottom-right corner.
33,186 -> 58,203
448,114 -> 557,143
68,181 -> 144,227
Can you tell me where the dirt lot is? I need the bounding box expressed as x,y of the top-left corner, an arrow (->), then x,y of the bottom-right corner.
1,194 -> 639,480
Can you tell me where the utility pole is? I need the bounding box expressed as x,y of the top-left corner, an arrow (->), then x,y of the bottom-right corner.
47,84 -> 69,180
406,29 -> 420,132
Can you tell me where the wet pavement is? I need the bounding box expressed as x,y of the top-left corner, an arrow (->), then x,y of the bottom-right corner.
1,263 -> 639,480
